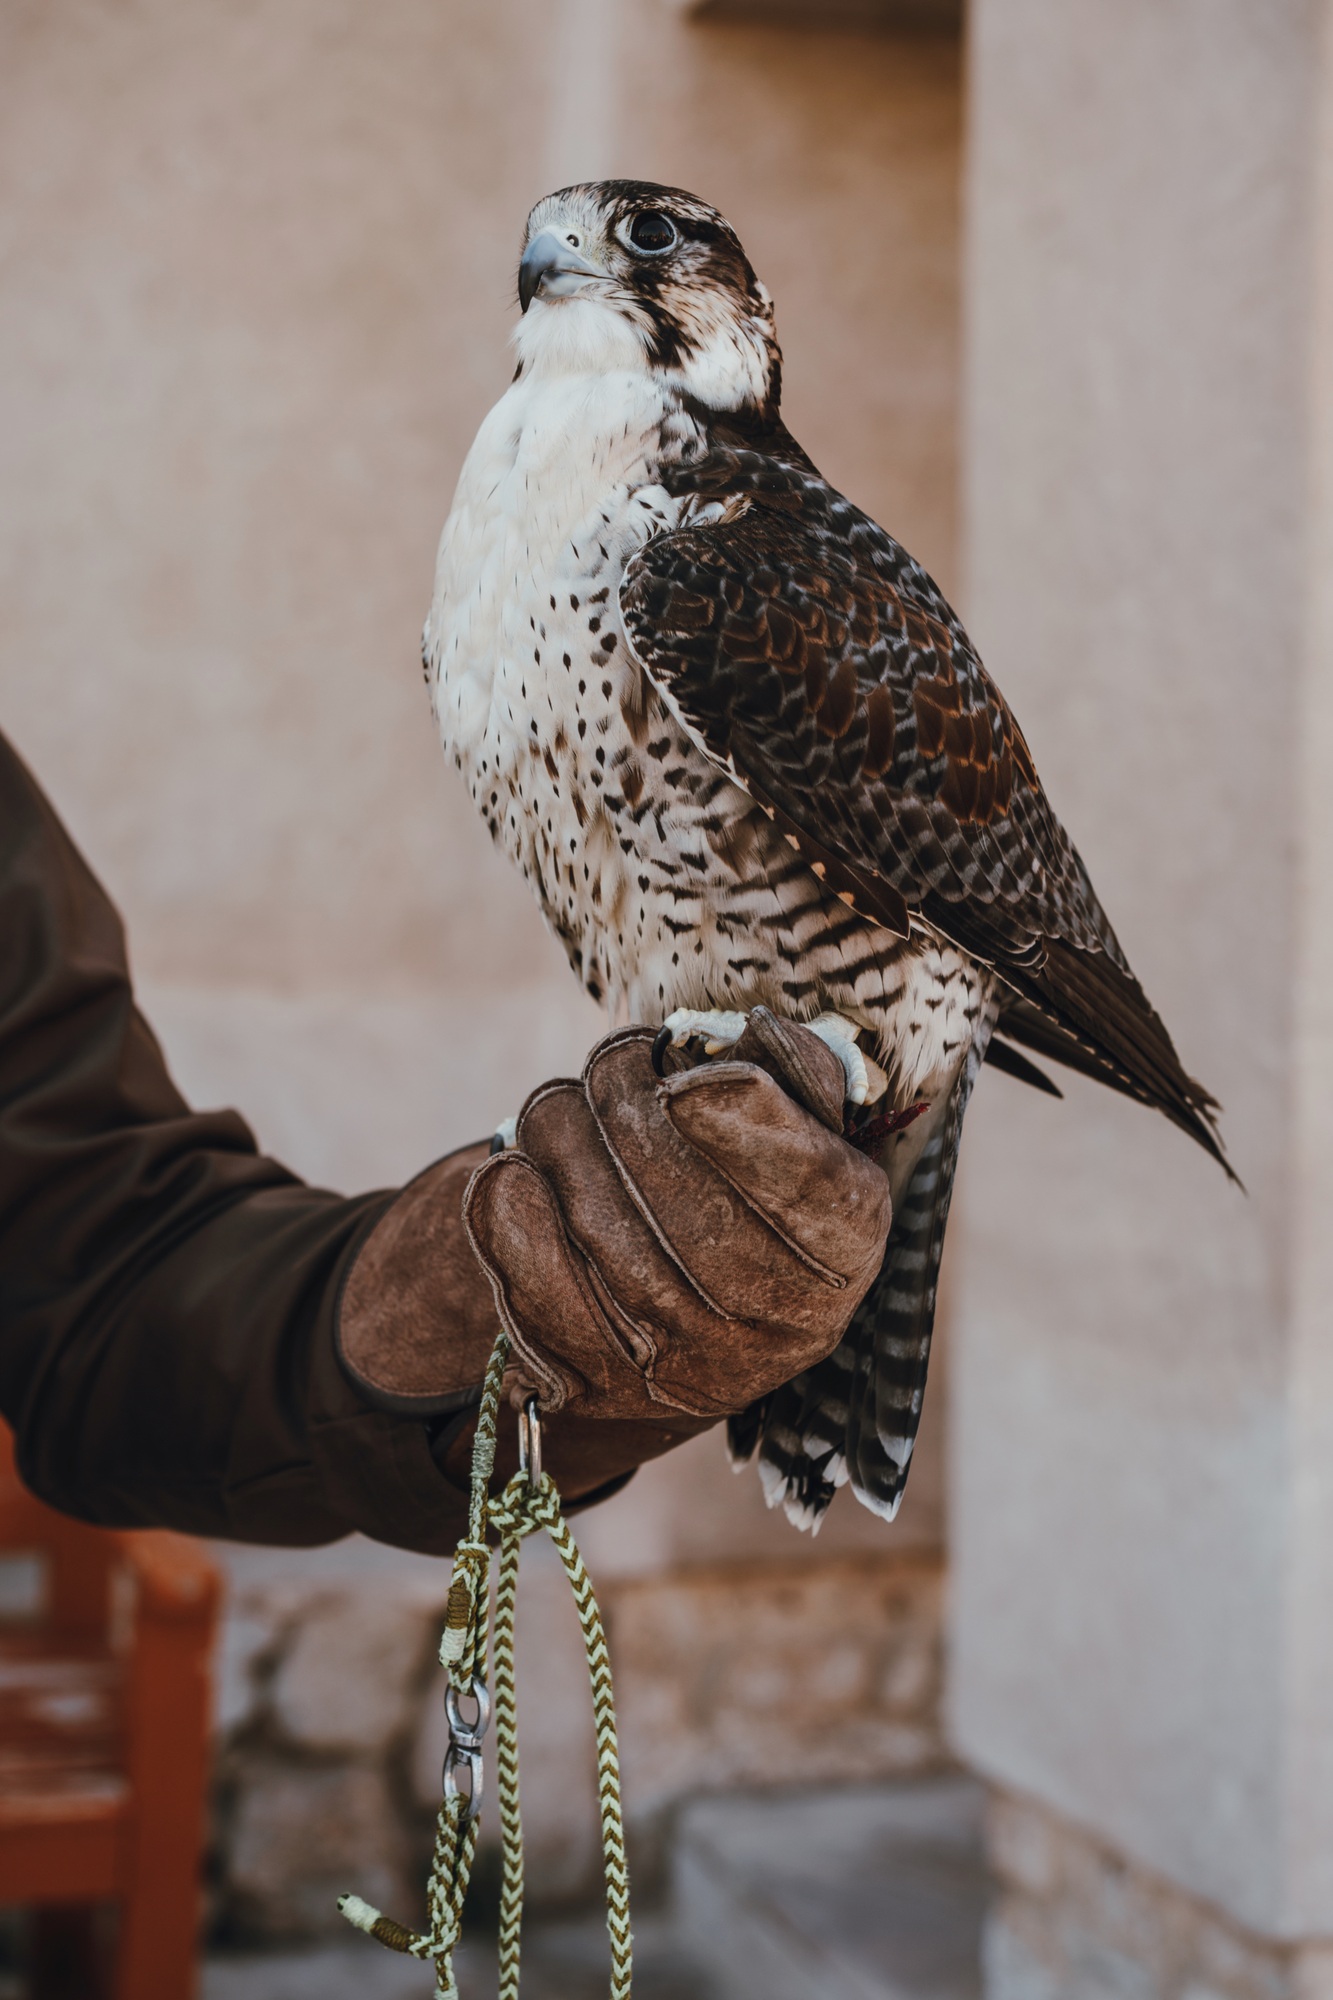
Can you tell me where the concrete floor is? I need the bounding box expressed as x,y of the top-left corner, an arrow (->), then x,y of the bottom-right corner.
674,1775 -> 986,2000
0,1777 -> 983,1997
200,1775 -> 986,2000
202,1911 -> 708,2000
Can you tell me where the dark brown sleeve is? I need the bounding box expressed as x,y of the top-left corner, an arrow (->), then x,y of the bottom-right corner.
0,732 -> 466,1554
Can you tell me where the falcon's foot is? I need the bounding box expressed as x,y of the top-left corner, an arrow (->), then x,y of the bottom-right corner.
656,1006 -> 888,1110
659,1008 -> 749,1056
805,1014 -> 889,1109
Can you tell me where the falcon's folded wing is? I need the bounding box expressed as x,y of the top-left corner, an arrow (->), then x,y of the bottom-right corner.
619,440 -> 1229,1174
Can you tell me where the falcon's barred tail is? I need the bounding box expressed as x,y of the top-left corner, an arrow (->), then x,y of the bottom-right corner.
732,1029 -> 990,1528
845,1093 -> 964,1517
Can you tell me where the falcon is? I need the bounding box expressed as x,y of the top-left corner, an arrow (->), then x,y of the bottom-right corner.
423,180 -> 1231,1529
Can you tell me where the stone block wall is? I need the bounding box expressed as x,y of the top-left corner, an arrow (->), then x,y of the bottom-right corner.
611,1552 -> 947,1833
207,1544 -> 946,1941
209,1577 -> 449,1941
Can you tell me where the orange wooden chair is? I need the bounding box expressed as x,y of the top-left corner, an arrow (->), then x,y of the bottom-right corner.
0,1424 -> 220,1999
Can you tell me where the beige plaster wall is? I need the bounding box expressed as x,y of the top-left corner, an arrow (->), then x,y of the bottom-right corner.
0,0 -> 959,1002
1286,0 -> 1333,1933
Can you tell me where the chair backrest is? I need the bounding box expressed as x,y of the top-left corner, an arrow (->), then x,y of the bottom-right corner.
0,1424 -> 120,1644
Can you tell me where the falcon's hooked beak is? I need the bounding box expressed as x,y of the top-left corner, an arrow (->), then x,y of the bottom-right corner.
519,230 -> 605,313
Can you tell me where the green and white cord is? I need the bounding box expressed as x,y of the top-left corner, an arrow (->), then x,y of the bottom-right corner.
338,1326 -> 633,1997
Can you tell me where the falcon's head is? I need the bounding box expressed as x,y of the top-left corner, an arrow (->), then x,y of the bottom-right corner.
513,180 -> 780,415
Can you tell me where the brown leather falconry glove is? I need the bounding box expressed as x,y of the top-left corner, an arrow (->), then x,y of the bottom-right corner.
337,1014 -> 891,1509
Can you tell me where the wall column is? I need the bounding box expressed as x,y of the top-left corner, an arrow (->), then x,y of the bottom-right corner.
953,3 -> 1333,1991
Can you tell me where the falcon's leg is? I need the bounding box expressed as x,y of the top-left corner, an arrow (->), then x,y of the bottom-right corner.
660,1006 -> 888,1106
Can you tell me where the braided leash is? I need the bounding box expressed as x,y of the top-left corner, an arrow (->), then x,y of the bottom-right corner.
489,1465 -> 633,1999
338,1328 -> 633,1997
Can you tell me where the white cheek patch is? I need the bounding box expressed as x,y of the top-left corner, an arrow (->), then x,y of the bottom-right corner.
670,313 -> 773,410
652,277 -> 776,410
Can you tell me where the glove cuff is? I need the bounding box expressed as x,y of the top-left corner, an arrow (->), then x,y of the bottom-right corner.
335,1140 -> 496,1414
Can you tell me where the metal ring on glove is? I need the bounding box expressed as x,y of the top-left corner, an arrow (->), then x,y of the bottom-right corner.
518,1397 -> 543,1493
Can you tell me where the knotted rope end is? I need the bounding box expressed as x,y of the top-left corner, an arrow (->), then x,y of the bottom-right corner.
337,1894 -> 416,1954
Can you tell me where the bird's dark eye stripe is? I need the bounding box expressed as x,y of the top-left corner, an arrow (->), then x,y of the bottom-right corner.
628,210 -> 677,254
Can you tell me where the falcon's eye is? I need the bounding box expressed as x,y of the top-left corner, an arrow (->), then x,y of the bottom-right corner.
627,211 -> 677,255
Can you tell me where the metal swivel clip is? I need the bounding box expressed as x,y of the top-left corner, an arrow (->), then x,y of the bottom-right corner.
442,1674 -> 490,1824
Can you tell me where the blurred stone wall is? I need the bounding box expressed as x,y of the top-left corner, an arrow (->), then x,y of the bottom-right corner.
208,1538 -> 948,1937
0,0 -> 962,1935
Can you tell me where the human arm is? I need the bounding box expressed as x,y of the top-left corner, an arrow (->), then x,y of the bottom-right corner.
0,731 -> 452,1548
0,730 -> 891,1551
